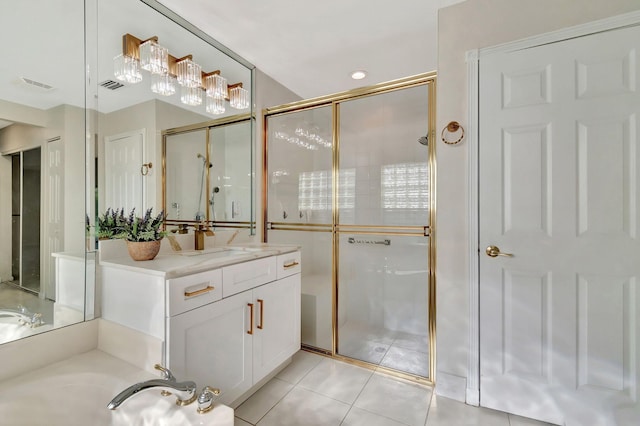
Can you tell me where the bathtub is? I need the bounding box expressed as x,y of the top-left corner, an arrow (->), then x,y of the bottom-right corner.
0,350 -> 234,425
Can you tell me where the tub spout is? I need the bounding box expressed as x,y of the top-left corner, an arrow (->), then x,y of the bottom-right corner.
107,365 -> 197,410
0,306 -> 44,328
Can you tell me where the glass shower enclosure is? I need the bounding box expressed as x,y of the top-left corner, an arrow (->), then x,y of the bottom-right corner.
264,74 -> 435,381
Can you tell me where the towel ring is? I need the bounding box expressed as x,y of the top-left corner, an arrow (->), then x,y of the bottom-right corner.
441,121 -> 464,145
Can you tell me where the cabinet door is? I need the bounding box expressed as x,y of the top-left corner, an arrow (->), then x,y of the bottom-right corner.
167,291 -> 253,405
252,274 -> 301,383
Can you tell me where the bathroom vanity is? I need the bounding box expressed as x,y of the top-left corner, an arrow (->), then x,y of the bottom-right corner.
99,241 -> 301,406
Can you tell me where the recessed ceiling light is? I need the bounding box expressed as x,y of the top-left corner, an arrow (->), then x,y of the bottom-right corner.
350,70 -> 367,80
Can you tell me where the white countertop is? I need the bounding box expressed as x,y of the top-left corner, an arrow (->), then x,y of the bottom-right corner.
99,242 -> 300,279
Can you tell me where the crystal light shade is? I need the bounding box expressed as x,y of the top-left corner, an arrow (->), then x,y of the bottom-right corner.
151,73 -> 176,96
181,86 -> 203,106
229,86 -> 249,109
176,58 -> 202,88
114,54 -> 142,84
205,74 -> 227,99
139,40 -> 168,75
206,96 -> 225,115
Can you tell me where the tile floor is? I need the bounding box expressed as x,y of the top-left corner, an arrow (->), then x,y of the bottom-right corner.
234,350 -> 552,426
339,321 -> 429,377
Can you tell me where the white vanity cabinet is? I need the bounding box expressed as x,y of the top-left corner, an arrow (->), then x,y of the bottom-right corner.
100,248 -> 301,407
166,252 -> 301,405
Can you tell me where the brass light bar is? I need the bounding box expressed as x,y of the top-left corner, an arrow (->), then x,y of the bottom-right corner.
121,33 -> 241,100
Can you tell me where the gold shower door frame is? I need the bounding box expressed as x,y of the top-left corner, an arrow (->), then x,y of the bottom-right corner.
263,72 -> 437,385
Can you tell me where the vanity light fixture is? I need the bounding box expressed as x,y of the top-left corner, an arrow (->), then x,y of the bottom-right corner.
175,57 -> 202,88
206,96 -> 225,115
350,70 -> 367,80
180,85 -> 203,106
151,73 -> 177,96
139,38 -> 168,74
113,33 -> 250,113
114,53 -> 142,84
229,83 -> 249,109
205,71 -> 227,99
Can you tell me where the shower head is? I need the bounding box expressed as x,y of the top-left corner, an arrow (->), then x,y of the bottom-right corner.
197,153 -> 212,168
418,135 -> 429,146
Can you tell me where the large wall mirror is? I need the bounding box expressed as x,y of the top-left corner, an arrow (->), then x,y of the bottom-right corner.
163,115 -> 253,230
0,0 -> 254,347
93,0 -> 254,231
0,0 -> 89,345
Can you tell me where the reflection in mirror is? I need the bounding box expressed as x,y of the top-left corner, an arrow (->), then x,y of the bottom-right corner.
164,117 -> 252,230
0,0 -> 87,345
94,0 -> 254,239
0,0 -> 254,347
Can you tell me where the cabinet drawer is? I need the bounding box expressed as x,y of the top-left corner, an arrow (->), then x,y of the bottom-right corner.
167,269 -> 223,316
222,257 -> 277,297
276,251 -> 301,279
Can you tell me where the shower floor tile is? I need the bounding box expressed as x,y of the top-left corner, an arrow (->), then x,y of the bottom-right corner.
380,345 -> 429,377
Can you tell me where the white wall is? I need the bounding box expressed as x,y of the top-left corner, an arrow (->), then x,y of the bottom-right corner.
436,0 -> 640,400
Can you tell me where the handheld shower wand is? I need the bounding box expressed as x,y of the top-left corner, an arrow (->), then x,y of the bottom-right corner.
195,154 -> 212,221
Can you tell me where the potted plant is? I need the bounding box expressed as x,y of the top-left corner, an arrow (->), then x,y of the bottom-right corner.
96,207 -> 127,240
120,208 -> 167,261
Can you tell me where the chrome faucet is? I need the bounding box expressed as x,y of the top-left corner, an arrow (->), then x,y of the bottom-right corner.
107,364 -> 197,410
0,306 -> 44,328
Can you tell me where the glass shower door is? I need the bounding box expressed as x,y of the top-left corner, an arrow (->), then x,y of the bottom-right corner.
336,84 -> 431,378
265,105 -> 333,352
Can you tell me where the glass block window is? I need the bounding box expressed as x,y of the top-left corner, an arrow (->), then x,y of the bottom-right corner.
381,162 -> 429,209
298,169 -> 355,210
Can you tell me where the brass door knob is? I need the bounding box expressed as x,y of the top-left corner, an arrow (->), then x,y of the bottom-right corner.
485,245 -> 513,258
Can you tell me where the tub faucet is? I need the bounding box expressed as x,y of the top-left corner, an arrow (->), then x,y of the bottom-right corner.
107,364 -> 197,410
0,306 -> 44,328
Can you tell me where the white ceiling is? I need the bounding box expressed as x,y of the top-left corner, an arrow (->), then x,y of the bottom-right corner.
0,0 -> 464,127
157,0 -> 466,99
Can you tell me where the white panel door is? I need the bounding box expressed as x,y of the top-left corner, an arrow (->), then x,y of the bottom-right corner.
479,25 -> 640,425
104,129 -> 144,214
44,138 -> 63,300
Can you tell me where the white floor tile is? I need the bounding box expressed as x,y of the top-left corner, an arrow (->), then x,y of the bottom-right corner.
341,407 -> 408,426
297,358 -> 373,404
235,378 -> 293,425
234,417 -> 252,426
275,350 -> 324,384
354,373 -> 431,426
380,346 -> 429,378
508,413 -> 555,426
256,387 -> 350,426
392,331 -> 429,353
425,395 -> 509,426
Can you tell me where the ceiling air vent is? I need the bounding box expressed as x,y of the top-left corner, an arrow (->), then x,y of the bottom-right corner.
100,80 -> 125,90
20,77 -> 55,91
